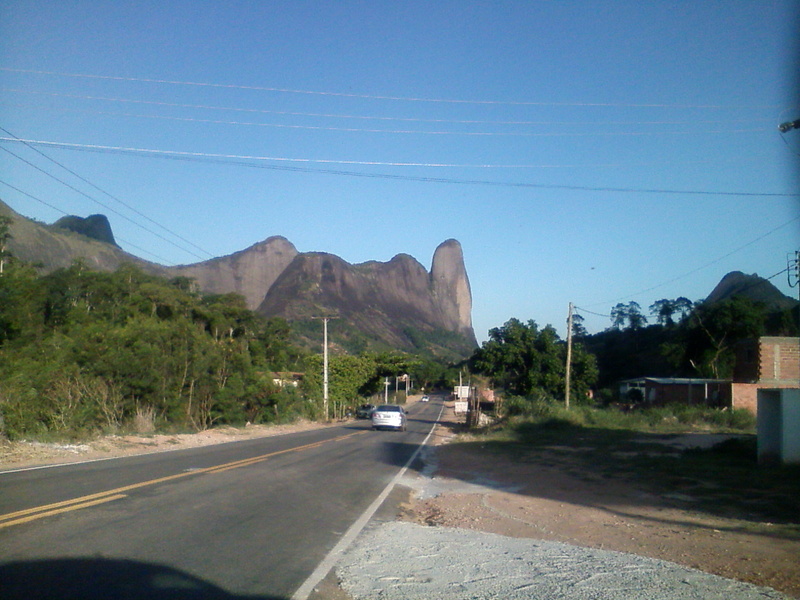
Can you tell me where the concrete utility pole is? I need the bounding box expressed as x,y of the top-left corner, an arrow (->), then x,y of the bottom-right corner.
312,316 -> 338,420
565,302 -> 574,410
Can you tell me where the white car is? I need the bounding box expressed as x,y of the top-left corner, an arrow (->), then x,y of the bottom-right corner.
371,404 -> 407,431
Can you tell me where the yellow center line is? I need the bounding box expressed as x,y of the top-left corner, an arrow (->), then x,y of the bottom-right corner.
0,430 -> 367,529
0,495 -> 127,530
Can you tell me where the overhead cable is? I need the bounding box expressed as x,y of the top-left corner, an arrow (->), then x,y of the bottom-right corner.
0,68 -> 782,109
0,127 -> 213,259
0,145 -> 208,261
0,178 -> 174,264
579,214 -> 800,308
2,136 -> 797,198
0,103 -> 769,137
0,88 -> 778,127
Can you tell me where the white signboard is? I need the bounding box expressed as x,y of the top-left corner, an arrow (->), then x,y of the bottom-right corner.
454,386 -> 470,400
454,401 -> 469,414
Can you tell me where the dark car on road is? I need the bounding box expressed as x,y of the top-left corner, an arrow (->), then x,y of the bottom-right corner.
356,404 -> 375,419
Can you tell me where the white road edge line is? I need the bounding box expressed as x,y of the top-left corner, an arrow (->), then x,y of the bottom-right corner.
291,402 -> 446,600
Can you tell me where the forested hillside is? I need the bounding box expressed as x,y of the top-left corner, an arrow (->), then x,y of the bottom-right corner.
583,297 -> 799,389
0,257 -> 308,438
0,217 -> 449,440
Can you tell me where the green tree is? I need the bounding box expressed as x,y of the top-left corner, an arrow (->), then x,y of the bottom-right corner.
408,357 -> 448,392
571,312 -> 588,339
649,299 -> 676,326
0,260 -> 46,345
650,297 -> 694,327
666,297 -> 767,378
611,301 -> 647,330
470,318 -> 597,401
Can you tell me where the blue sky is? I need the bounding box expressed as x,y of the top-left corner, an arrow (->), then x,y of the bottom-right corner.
1,1 -> 798,342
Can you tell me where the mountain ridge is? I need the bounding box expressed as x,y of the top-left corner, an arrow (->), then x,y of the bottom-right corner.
705,270 -> 798,311
1,200 -> 477,357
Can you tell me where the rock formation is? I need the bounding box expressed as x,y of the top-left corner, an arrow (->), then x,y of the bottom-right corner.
1,200 -> 477,356
170,237 -> 298,311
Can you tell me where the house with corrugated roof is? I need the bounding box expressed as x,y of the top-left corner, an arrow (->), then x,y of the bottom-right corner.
618,336 -> 799,414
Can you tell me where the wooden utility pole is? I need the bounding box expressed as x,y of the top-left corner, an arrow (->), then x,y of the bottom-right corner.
565,302 -> 573,410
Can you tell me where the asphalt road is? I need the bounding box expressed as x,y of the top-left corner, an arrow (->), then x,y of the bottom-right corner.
0,398 -> 444,600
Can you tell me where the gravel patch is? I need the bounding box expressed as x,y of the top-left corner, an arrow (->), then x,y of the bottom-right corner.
336,521 -> 791,600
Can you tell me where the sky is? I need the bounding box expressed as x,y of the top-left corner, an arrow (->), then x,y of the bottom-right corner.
1,1 -> 799,342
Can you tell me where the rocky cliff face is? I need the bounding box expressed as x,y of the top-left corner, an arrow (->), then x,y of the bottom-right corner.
53,214 -> 118,247
257,241 -> 477,354
706,271 -> 798,311
431,239 -> 474,338
1,200 -> 154,274
2,200 -> 477,357
169,237 -> 298,311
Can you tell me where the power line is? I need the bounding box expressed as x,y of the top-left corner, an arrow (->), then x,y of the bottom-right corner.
2,136 -> 799,199
0,144 -> 208,261
575,266 -> 793,327
0,130 -> 768,173
573,306 -> 611,318
604,215 -> 800,305
1,88 -> 778,128
0,178 -> 173,264
576,215 -> 800,316
0,67 -> 782,110
0,102 -> 769,137
0,127 -> 214,259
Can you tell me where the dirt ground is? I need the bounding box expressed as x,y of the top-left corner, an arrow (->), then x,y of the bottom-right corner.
2,405 -> 798,599
398,403 -> 800,599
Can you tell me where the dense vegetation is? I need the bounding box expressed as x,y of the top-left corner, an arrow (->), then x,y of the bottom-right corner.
0,258 -> 302,439
2,210 -> 797,441
585,296 -> 798,389
0,217 -> 458,440
469,318 -> 598,406
468,293 -> 797,411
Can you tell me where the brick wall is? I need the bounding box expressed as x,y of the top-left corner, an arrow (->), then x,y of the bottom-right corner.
732,383 -> 759,414
759,337 -> 800,385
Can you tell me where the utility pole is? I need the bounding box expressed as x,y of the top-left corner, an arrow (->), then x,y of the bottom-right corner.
312,316 -> 338,421
565,302 -> 574,410
384,377 -> 390,404
789,251 -> 800,301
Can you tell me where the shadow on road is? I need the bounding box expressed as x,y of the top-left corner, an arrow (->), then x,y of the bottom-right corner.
0,558 -> 285,600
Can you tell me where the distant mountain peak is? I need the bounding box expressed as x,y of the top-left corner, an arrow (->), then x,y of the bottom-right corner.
53,214 -> 118,247
706,271 -> 797,311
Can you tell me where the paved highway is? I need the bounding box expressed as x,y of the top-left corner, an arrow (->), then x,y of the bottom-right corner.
0,398 -> 445,599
